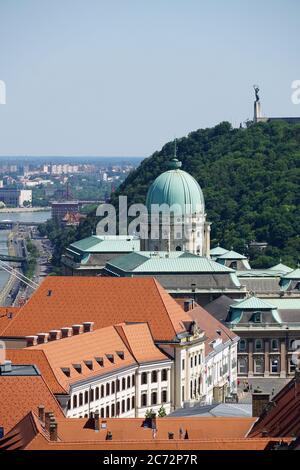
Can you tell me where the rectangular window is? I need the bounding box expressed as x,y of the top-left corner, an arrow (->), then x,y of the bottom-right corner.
271,358 -> 280,374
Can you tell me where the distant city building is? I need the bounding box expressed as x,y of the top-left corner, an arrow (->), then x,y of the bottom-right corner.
0,188 -> 32,207
51,201 -> 80,225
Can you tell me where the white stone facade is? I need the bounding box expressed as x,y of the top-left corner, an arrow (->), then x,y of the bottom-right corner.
67,362 -> 173,419
203,340 -> 238,404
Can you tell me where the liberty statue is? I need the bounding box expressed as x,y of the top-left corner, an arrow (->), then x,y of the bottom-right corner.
253,85 -> 260,102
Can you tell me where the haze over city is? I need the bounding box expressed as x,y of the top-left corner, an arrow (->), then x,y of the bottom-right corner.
0,0 -> 300,156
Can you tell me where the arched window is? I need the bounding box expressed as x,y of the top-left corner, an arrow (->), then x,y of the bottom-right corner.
162,369 -> 168,381
141,372 -> 147,385
151,371 -> 157,383
190,380 -> 193,399
101,385 -> 104,398
127,397 -> 131,410
151,392 -> 157,405
255,339 -> 263,351
122,400 -> 126,413
111,404 -> 115,417
132,396 -> 135,409
127,376 -> 131,388
122,377 -> 126,390
176,245 -> 182,251
79,393 -> 83,406
100,408 -> 104,418
190,357 -> 193,368
84,390 -> 89,404
95,387 -> 99,400
90,388 -> 94,402
116,402 -> 120,416
116,379 -> 120,392
106,383 -> 110,396
73,395 -> 77,409
194,356 -> 197,367
271,339 -> 279,351
111,381 -> 115,394
239,339 -> 247,351
132,375 -> 135,386
106,406 -> 110,418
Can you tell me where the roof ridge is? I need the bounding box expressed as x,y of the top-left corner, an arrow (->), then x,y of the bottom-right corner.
152,278 -> 182,337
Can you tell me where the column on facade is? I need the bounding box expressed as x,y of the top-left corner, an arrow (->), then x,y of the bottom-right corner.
147,371 -> 152,407
157,369 -> 162,405
167,368 -> 171,404
135,372 -> 141,416
280,338 -> 287,378
248,340 -> 254,377
264,339 -> 270,377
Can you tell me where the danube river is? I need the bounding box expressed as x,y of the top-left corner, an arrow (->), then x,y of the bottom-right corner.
0,210 -> 51,291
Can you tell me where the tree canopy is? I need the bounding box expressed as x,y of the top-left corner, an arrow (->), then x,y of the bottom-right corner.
43,120 -> 300,270
112,120 -> 300,268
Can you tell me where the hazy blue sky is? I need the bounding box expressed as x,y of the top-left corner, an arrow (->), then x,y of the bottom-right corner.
0,0 -> 299,157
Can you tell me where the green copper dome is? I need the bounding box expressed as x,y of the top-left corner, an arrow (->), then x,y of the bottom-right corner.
146,159 -> 205,214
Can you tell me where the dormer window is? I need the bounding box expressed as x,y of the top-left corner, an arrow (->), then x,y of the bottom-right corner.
253,312 -> 262,323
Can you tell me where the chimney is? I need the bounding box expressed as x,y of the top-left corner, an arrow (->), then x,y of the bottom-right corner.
83,322 -> 94,333
49,422 -> 58,441
44,412 -> 54,433
38,405 -> 45,423
37,332 -> 49,344
72,324 -> 84,335
94,410 -> 100,432
49,330 -> 62,341
252,392 -> 270,417
26,335 -> 38,347
61,327 -> 72,338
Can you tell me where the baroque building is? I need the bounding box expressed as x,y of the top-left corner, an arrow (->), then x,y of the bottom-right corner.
141,158 -> 211,256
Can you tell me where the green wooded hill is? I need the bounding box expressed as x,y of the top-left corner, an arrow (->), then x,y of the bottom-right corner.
113,121 -> 300,268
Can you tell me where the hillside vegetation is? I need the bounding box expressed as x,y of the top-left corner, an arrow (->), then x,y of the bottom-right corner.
113,121 -> 300,268
42,120 -> 300,269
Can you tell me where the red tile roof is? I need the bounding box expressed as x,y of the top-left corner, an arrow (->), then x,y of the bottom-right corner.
1,277 -> 190,341
249,373 -> 300,438
29,326 -> 137,391
188,304 -> 238,355
0,307 -> 20,335
5,349 -> 66,394
115,323 -> 170,364
0,375 -> 64,434
2,413 -> 278,450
